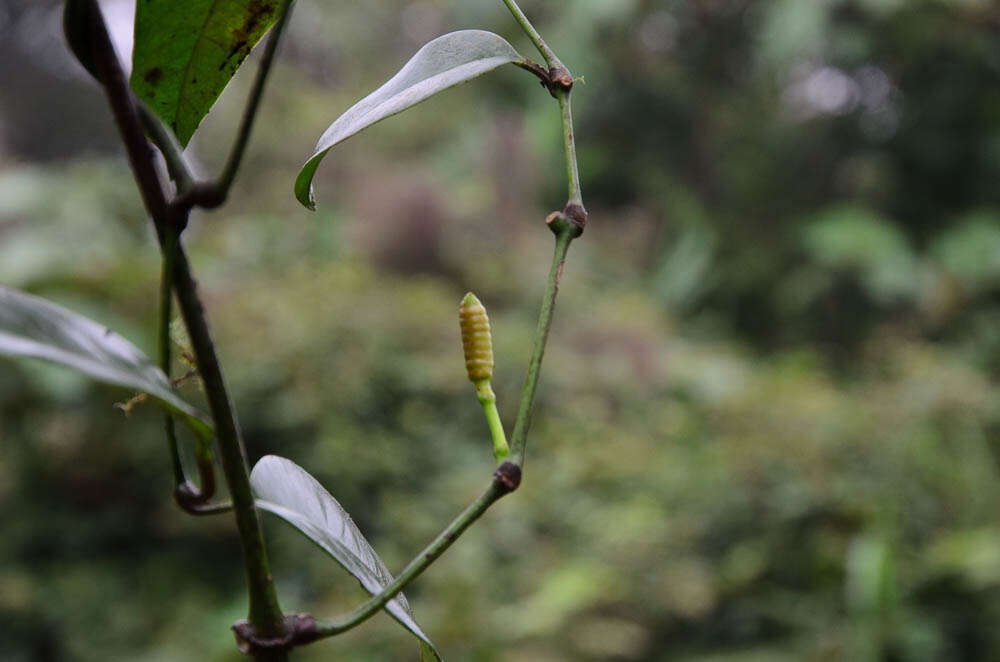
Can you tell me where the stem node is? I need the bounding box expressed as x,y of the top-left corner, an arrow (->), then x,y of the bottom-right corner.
494,461 -> 523,494
545,208 -> 584,238
233,614 -> 321,657
546,65 -> 574,96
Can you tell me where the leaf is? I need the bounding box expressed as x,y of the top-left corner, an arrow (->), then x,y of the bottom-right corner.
295,30 -> 525,210
250,455 -> 442,660
130,0 -> 283,146
0,286 -> 212,441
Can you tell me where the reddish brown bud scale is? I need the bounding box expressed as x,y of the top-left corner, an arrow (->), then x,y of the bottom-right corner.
459,292 -> 493,382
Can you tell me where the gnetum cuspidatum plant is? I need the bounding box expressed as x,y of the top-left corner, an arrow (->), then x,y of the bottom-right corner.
1,1 -> 588,658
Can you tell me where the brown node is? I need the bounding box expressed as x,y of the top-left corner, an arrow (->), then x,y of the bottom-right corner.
563,203 -> 588,232
494,461 -> 522,494
232,614 -> 320,656
548,66 -> 574,90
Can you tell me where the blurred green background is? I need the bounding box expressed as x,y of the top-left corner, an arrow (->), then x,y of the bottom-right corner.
2,0 -> 1000,660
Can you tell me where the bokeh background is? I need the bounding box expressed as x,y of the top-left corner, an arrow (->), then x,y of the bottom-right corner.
2,0 -> 1000,660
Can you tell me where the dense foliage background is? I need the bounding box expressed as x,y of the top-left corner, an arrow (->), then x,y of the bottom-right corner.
2,0 -> 1000,660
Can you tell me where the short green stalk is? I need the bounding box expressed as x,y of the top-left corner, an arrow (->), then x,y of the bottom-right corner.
475,379 -> 509,461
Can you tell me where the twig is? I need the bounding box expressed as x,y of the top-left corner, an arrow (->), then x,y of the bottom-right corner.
556,89 -> 584,208
313,464 -> 521,638
499,0 -> 565,72
508,224 -> 576,466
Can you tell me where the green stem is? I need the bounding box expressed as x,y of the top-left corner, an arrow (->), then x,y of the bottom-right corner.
508,227 -> 574,466
475,379 -> 509,461
170,243 -> 287,645
499,0 -> 564,71
315,479 -> 511,638
556,89 -> 583,208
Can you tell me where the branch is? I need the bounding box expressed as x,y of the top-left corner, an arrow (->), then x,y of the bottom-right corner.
82,2 -> 288,655
170,243 -> 287,645
508,222 -> 578,466
312,463 -> 522,638
499,0 -> 565,73
556,89 -> 584,209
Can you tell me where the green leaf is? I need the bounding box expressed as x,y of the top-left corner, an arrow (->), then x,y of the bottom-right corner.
250,455 -> 441,660
130,0 -> 283,146
295,30 -> 525,210
0,286 -> 212,441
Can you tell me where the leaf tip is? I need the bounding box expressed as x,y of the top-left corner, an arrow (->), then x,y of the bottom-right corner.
294,167 -> 319,211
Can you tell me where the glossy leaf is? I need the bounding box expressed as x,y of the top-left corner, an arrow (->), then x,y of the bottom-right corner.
0,286 -> 212,441
295,30 -> 525,209
130,0 -> 283,146
250,455 -> 441,659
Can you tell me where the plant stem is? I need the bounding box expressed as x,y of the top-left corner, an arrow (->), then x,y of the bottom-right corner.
170,244 -> 287,649
315,478 -> 512,638
86,0 -> 170,225
508,227 -> 574,466
499,0 -> 564,71
83,2 -> 288,656
556,89 -> 584,208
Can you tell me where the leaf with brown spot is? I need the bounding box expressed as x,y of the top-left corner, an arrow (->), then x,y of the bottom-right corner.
130,0 -> 282,146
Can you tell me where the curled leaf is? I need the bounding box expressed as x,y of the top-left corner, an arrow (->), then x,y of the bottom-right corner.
296,30 -> 525,209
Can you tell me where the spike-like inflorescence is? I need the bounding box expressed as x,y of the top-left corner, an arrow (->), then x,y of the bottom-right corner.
459,292 -> 494,382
